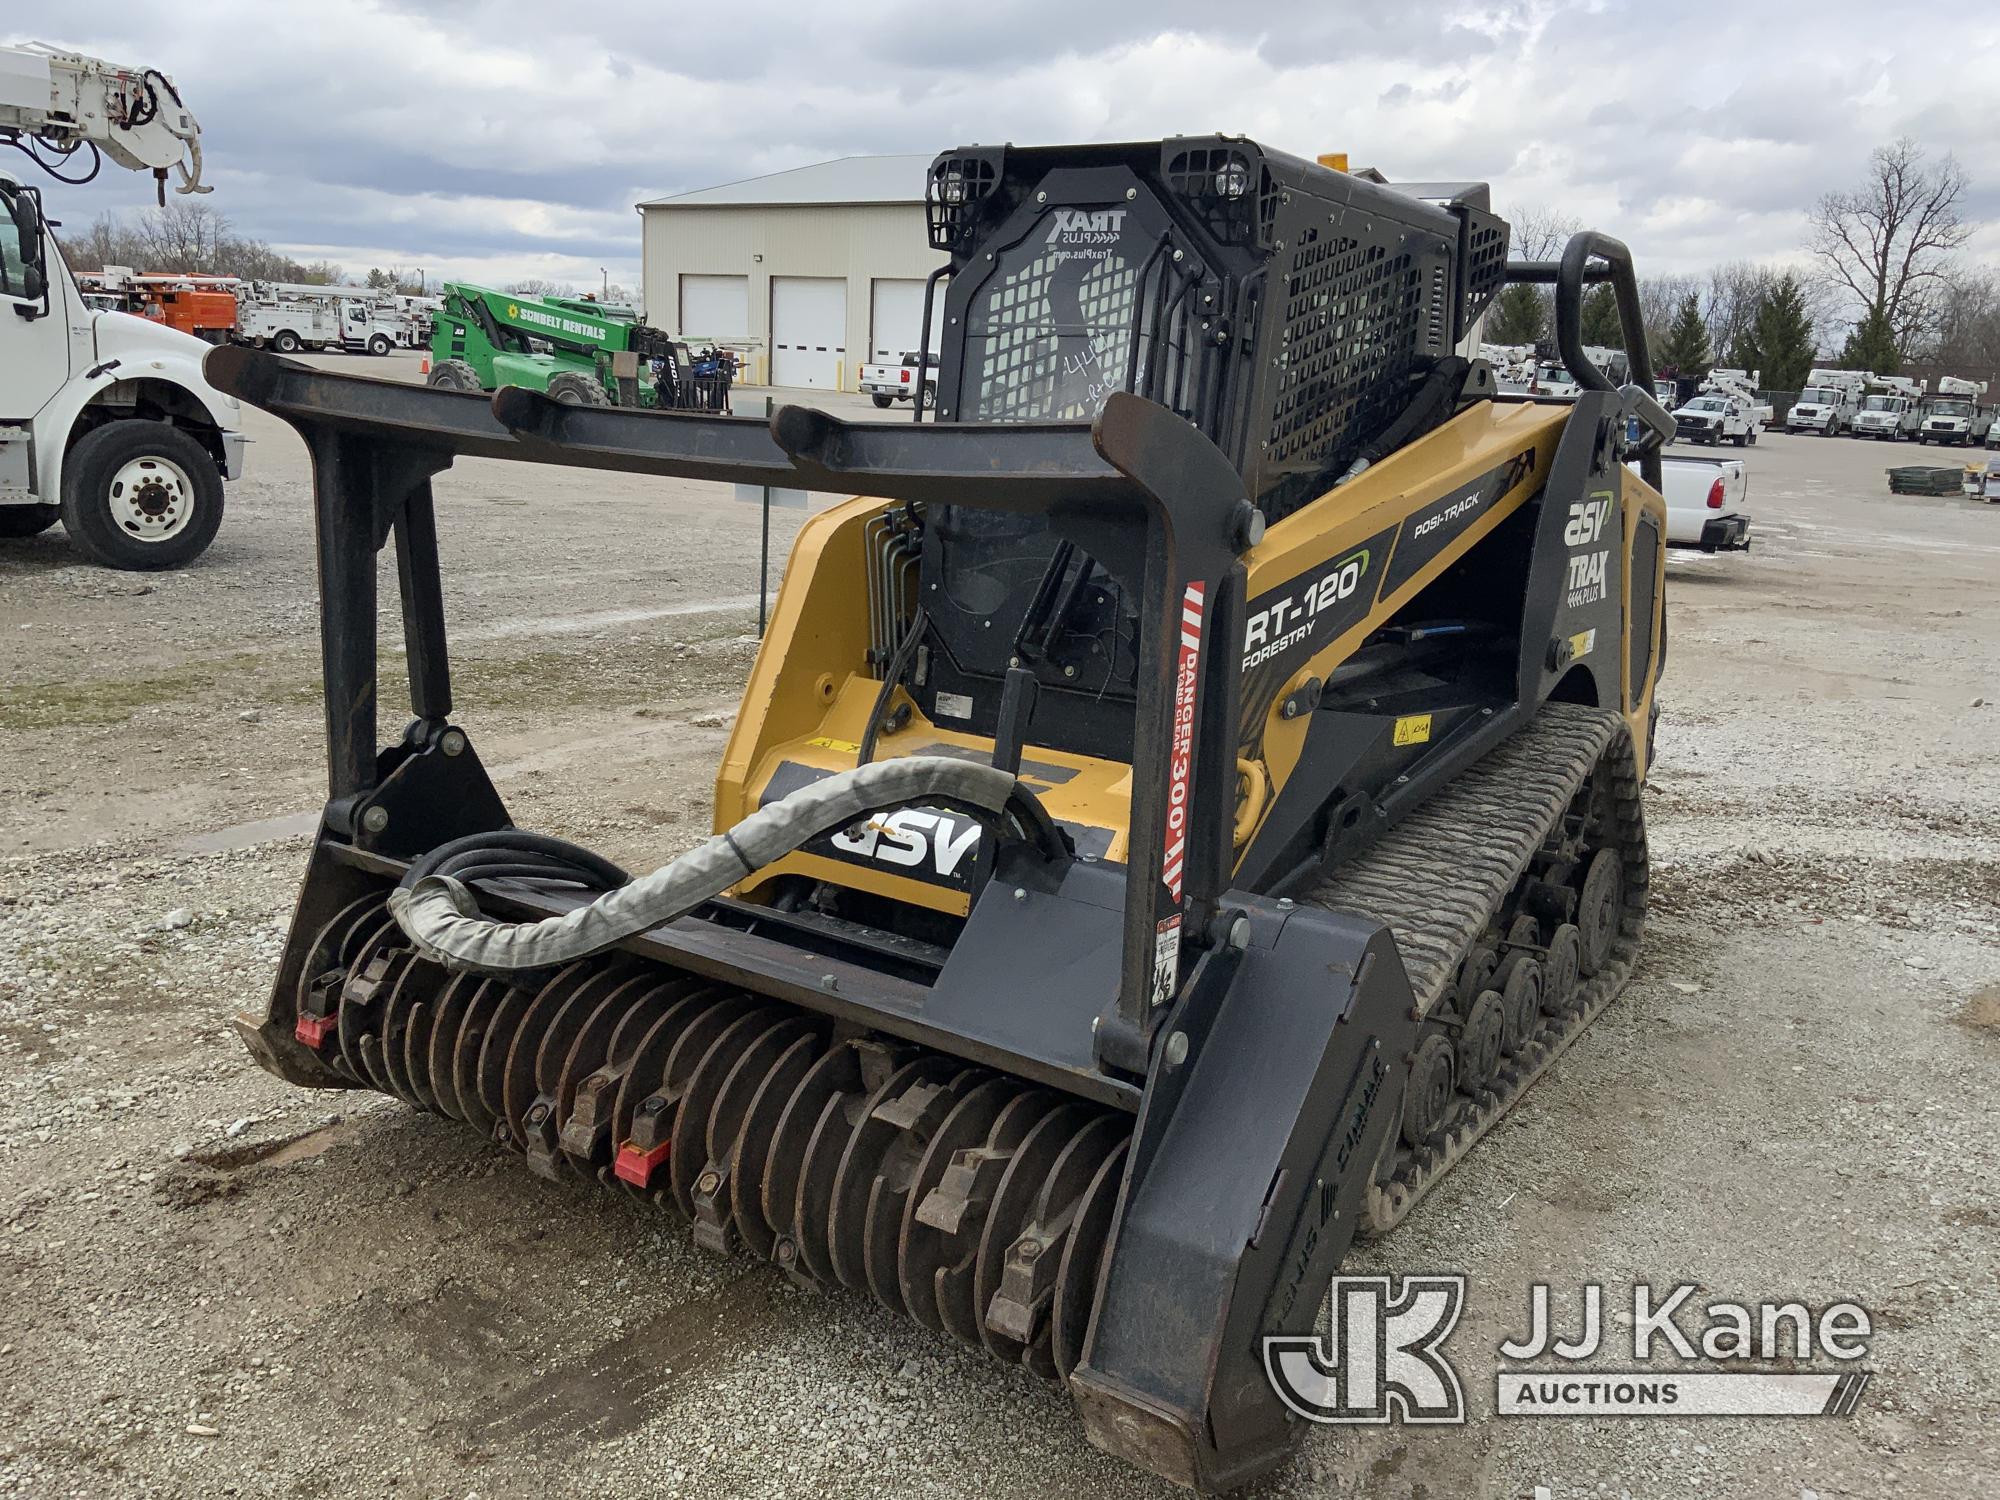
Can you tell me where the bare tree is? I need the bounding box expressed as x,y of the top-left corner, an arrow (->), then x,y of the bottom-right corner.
1703,262 -> 1778,369
1808,137 -> 1971,353
506,278 -> 575,298
131,201 -> 232,273
1925,270 -> 2000,370
1638,272 -> 1701,352
1510,205 -> 1583,262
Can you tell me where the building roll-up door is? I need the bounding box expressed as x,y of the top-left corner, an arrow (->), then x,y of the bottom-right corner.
869,278 -> 937,364
679,274 -> 749,339
771,276 -> 846,389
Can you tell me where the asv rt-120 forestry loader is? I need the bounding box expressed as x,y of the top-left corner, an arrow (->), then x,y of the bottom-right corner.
210,137 -> 1670,1491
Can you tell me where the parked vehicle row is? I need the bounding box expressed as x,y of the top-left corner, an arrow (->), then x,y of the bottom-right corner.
74,269 -> 439,356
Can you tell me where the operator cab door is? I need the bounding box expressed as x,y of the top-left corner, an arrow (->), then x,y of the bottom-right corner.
0,179 -> 71,423
340,300 -> 370,346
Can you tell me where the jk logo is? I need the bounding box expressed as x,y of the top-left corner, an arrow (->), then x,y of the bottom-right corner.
1263,1275 -> 1467,1424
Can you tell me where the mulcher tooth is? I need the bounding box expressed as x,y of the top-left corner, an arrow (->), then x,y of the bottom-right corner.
559,1062 -> 628,1164
296,969 -> 343,1049
690,1167 -> 737,1254
521,1094 -> 565,1180
343,947 -> 405,1009
612,1094 -> 674,1188
917,1139 -> 1012,1235
985,1214 -> 1071,1344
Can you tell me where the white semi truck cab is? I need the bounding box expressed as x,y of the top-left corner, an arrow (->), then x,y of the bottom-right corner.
1917,376 -> 1991,446
1787,367 -> 1868,436
2,45 -> 244,568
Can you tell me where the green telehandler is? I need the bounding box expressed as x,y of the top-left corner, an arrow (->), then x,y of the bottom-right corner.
424,282 -> 733,410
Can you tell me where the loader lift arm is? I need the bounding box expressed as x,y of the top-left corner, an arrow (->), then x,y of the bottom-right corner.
0,41 -> 206,201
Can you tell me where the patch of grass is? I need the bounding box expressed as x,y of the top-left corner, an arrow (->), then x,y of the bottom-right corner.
0,651 -> 275,729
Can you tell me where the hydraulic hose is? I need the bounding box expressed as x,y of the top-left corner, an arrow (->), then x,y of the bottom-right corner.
389,755 -> 1021,974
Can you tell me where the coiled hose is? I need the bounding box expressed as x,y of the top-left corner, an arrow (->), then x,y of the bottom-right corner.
388,756 -> 1029,975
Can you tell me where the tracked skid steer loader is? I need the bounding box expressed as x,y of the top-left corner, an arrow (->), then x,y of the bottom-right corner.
212,138 -> 1670,1491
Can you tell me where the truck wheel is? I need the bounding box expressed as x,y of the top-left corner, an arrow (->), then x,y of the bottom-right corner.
0,505 -> 60,539
427,358 -> 484,393
871,393 -> 894,409
368,333 -> 394,356
921,382 -> 938,411
545,372 -> 610,407
59,420 -> 225,571
271,330 -> 302,353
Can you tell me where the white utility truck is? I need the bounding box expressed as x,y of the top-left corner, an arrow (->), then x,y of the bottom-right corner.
1705,367 -> 1773,429
0,42 -> 243,568
1671,389 -> 1757,446
1787,368 -> 1867,436
1916,376 -> 1991,446
234,283 -> 403,355
1852,375 -> 1926,441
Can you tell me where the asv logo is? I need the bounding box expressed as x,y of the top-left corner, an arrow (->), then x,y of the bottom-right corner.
1046,207 -> 1128,243
830,807 -> 981,879
1263,1275 -> 1466,1424
1565,493 -> 1613,548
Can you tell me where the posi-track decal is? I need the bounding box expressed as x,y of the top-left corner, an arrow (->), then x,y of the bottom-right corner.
1378,448 -> 1538,596
1154,581 -> 1205,1008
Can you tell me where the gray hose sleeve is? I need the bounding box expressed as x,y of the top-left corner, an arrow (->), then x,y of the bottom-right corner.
387,755 -> 1018,974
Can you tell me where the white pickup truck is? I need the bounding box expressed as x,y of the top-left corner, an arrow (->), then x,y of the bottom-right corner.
859,352 -> 937,410
1633,455 -> 1750,552
1671,391 -> 1757,446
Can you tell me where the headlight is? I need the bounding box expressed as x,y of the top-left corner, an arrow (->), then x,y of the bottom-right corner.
939,170 -> 968,206
1214,160 -> 1252,200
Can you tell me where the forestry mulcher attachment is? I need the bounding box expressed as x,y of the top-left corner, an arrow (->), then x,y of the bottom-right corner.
212,137 -> 1670,1491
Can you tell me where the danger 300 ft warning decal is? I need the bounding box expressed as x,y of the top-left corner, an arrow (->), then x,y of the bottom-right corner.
1152,581 -> 1205,1008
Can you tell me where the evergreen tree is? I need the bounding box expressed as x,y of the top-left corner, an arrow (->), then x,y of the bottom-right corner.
1487,283 -> 1548,345
1579,283 -> 1624,347
1743,275 -> 1817,391
1654,293 -> 1713,378
1839,307 -> 1899,376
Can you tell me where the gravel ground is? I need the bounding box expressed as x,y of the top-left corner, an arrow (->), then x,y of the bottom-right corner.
2,370 -> 1996,1499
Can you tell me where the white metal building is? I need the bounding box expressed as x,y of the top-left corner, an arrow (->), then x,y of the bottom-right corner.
639,155 -> 938,391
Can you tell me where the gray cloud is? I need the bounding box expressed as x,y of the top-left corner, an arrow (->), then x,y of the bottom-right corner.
10,0 -> 1999,299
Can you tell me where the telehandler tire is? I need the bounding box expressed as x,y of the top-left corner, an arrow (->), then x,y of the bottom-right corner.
546,372 -> 611,407
426,359 -> 484,393
59,420 -> 225,571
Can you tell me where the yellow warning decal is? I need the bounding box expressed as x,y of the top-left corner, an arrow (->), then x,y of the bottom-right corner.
1393,713 -> 1433,747
1569,627 -> 1598,659
806,736 -> 860,754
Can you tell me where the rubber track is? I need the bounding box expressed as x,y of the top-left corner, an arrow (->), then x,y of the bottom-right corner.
1304,702 -> 1648,1234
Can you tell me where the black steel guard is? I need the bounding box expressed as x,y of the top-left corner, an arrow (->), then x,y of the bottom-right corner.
204,347 -> 1252,1079
1507,230 -> 1669,491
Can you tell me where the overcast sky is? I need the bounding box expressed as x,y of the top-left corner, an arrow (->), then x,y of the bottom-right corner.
12,2 -> 2000,305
